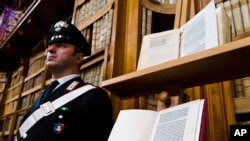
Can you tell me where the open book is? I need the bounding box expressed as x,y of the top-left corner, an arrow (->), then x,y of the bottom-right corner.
108,99 -> 207,141
137,0 -> 230,70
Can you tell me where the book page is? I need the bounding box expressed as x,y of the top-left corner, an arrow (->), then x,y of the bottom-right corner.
108,109 -> 158,141
137,29 -> 180,70
180,0 -> 218,57
149,99 -> 205,141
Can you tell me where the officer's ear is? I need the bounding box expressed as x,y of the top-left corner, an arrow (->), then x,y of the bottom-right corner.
74,53 -> 84,65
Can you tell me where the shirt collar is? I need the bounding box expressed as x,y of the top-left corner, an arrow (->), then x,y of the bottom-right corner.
53,74 -> 80,86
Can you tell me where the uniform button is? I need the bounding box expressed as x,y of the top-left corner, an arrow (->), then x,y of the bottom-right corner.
23,133 -> 27,138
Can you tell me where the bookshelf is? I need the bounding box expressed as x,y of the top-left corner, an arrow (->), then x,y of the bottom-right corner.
215,0 -> 250,126
72,0 -> 115,85
19,40 -> 47,110
80,48 -> 107,86
4,65 -> 25,116
141,0 -> 179,110
102,37 -> 250,98
0,72 -> 7,140
0,39 -> 48,141
102,0 -> 250,141
0,72 -> 7,108
0,60 -> 26,141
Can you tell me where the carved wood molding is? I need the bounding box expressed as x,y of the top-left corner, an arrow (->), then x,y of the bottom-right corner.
141,0 -> 176,14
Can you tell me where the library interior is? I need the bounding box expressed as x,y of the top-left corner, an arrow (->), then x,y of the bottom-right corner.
0,0 -> 250,140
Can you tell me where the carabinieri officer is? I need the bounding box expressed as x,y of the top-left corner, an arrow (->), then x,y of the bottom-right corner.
17,21 -> 113,141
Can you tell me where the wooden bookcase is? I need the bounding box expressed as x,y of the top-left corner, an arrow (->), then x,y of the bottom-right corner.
0,72 -> 7,140
19,40 -> 47,110
0,72 -> 7,109
0,61 -> 25,141
0,39 -> 49,141
72,0 -> 115,85
101,0 -> 250,141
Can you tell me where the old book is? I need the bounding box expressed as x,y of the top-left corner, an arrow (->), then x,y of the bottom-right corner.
223,0 -> 236,37
105,9 -> 113,45
242,77 -> 250,97
239,0 -> 250,33
108,99 -> 207,141
142,7 -> 147,36
248,0 -> 250,10
146,9 -> 152,35
231,0 -> 244,35
233,78 -> 245,97
216,6 -> 231,45
137,1 -> 228,70
137,29 -> 180,70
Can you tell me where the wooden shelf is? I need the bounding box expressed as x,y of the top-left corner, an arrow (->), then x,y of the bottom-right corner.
76,0 -> 114,30
102,37 -> 250,99
80,48 -> 105,70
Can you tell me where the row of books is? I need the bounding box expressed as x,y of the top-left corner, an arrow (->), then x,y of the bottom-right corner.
27,51 -> 45,76
232,77 -> 250,98
234,96 -> 250,124
6,85 -> 21,101
22,73 -> 43,93
80,61 -> 104,86
18,90 -> 40,110
81,9 -> 113,54
75,0 -> 113,25
0,5 -> 23,44
0,72 -> 7,107
216,0 -> 250,37
9,67 -> 24,88
155,0 -> 177,4
3,100 -> 18,115
142,7 -> 153,36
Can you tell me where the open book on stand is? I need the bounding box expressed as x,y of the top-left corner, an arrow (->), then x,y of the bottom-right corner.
108,99 -> 207,141
137,0 -> 230,70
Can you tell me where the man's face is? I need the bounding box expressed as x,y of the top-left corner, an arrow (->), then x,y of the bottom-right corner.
46,42 -> 83,72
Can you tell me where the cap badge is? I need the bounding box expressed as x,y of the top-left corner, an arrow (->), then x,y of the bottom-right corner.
54,21 -> 69,32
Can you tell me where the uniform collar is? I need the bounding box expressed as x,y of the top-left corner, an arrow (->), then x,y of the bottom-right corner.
53,74 -> 80,86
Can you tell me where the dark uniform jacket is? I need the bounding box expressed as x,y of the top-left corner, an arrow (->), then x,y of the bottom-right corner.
19,77 -> 113,141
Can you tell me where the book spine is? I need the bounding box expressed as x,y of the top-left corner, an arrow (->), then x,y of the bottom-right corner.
239,0 -> 250,33
92,22 -> 97,53
242,77 -> 250,97
146,9 -> 152,35
231,0 -> 245,35
233,78 -> 245,97
142,7 -> 147,37
105,9 -> 113,45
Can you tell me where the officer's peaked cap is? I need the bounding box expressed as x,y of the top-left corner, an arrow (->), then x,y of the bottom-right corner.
48,21 -> 91,56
